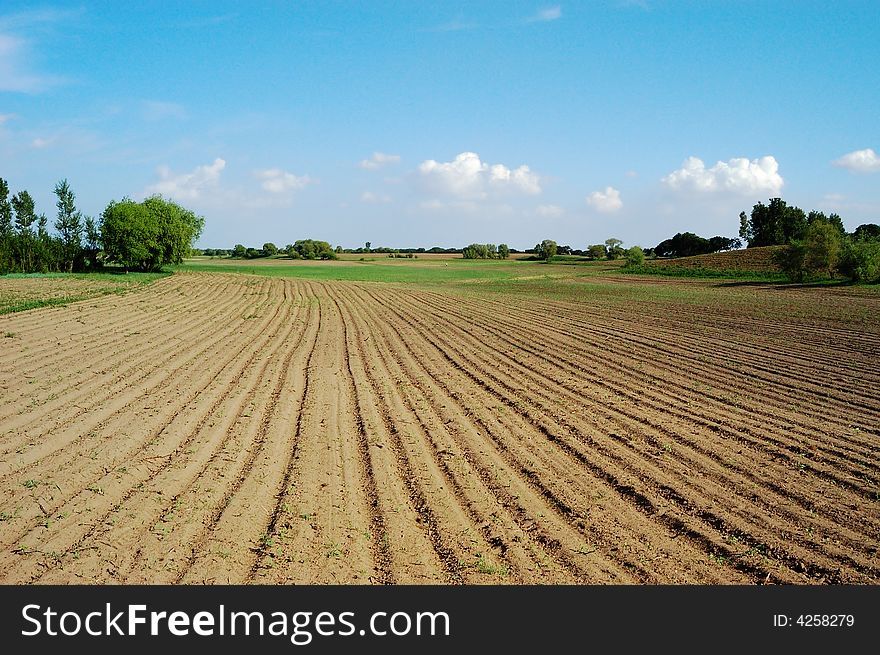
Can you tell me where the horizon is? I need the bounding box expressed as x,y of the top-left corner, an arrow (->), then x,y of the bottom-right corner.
2,1 -> 878,251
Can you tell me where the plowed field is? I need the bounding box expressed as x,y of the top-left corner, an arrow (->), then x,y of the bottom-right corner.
1,273 -> 878,584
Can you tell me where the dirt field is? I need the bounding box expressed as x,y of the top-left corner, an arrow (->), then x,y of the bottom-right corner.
1,272 -> 878,584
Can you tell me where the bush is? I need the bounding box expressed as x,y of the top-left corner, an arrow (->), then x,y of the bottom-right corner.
101,196 -> 204,272
625,246 -> 645,267
838,239 -> 880,283
290,239 -> 337,260
534,239 -> 557,261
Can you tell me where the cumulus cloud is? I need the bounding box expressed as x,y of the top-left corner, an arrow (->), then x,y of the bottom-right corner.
536,204 -> 564,217
527,6 -> 562,22
662,155 -> 783,195
361,191 -> 392,204
587,186 -> 623,213
145,158 -> 226,200
359,152 -> 401,170
418,151 -> 541,199
255,168 -> 314,193
832,148 -> 880,173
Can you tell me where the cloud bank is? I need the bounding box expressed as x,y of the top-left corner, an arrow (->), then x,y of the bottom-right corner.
587,186 -> 623,213
662,155 -> 783,195
417,151 -> 541,199
833,148 -> 880,173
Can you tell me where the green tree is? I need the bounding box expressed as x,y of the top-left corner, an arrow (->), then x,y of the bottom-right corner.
365,241 -> 371,253
232,244 -> 247,258
100,196 -> 204,271
838,239 -> 880,283
11,190 -> 36,234
0,178 -> 11,238
292,239 -> 337,260
535,239 -> 557,261
54,179 -> 84,272
852,223 -> 880,241
741,198 -> 806,247
773,219 -> 843,281
625,245 -> 645,267
498,243 -> 510,259
803,220 -> 842,278
262,242 -> 278,257
586,244 -> 606,260
604,238 -> 624,260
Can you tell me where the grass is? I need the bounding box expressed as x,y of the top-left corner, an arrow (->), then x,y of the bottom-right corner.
622,263 -> 789,282
0,270 -> 169,315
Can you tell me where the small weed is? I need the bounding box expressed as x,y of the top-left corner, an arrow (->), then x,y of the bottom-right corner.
325,541 -> 342,559
3,331 -> 16,338
22,479 -> 40,489
86,484 -> 104,495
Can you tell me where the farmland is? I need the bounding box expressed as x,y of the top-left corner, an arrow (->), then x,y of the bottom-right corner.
0,260 -> 878,584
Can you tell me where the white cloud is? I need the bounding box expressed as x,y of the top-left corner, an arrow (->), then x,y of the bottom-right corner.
145,158 -> 226,200
527,6 -> 562,22
361,191 -> 392,204
662,155 -> 783,195
832,148 -> 880,173
536,204 -> 564,217
418,151 -> 541,199
625,170 -> 638,178
587,186 -> 623,213
142,100 -> 186,121
255,168 -> 314,193
0,113 -> 14,125
359,152 -> 401,170
31,136 -> 52,148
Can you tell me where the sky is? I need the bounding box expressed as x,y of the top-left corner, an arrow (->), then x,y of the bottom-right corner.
1,1 -> 878,250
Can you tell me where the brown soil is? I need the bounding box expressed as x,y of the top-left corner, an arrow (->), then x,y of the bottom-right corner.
1,273 -> 877,584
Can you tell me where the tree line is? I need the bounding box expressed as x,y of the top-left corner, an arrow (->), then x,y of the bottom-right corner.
0,176 -> 204,275
739,198 -> 880,282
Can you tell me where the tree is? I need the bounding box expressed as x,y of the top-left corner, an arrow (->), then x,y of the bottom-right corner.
852,223 -> 880,241
291,239 -> 337,260
586,244 -> 606,260
0,178 -> 11,238
11,190 -> 36,234
100,196 -> 204,271
773,219 -> 843,281
54,179 -> 84,272
83,216 -> 100,269
625,246 -> 645,267
741,198 -> 806,247
534,239 -> 557,261
604,238 -> 624,260
232,244 -> 247,258
803,220 -> 842,278
708,236 -> 741,252
498,243 -> 510,259
839,239 -> 880,283
365,241 -> 371,253
262,242 -> 278,257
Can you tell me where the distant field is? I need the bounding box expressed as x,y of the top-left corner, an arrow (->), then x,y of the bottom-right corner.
632,246 -> 787,280
174,255 -> 610,286
1,267 -> 878,584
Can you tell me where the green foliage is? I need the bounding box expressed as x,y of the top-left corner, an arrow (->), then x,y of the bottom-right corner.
852,223 -> 880,241
462,243 -> 500,259
232,244 -> 247,258
604,238 -> 624,260
100,196 -> 204,272
497,243 -> 510,259
838,238 -> 880,283
262,242 -> 278,257
625,245 -> 645,267
54,179 -> 84,272
741,198 -> 807,247
535,239 -> 557,261
290,239 -> 337,260
773,220 -> 843,281
586,244 -> 606,260
655,232 -> 741,258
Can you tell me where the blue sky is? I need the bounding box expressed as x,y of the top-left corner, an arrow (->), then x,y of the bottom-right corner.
1,1 -> 878,250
